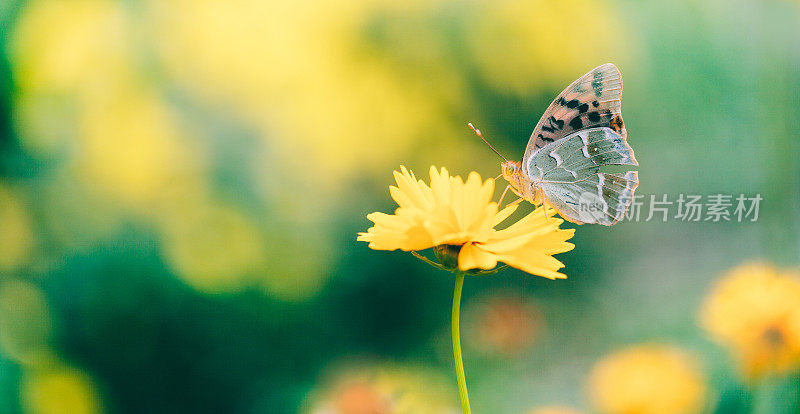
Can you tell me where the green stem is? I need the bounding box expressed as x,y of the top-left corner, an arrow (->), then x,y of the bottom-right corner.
452,272 -> 471,414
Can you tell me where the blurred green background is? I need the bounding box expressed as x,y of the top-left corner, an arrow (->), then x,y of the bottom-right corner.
0,0 -> 799,413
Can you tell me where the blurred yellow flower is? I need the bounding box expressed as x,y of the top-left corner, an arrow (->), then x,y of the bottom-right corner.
358,166 -> 575,279
699,262 -> 800,379
527,407 -> 583,414
587,345 -> 706,414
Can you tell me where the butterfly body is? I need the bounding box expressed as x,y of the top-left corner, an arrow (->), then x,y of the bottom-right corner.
502,63 -> 639,226
501,161 -> 531,197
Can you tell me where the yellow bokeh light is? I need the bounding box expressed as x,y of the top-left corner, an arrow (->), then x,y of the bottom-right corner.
0,187 -> 34,272
160,202 -> 266,294
10,0 -> 132,95
158,197 -> 333,299
466,0 -> 632,95
74,86 -> 200,207
21,367 -> 101,414
11,0 -> 136,155
11,0 -> 204,209
148,0 -> 466,184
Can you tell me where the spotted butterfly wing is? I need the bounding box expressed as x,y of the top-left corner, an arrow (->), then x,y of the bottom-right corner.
523,64 -> 638,225
524,63 -> 624,159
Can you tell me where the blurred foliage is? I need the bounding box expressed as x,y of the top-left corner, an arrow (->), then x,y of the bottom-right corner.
301,362 -> 457,413
0,0 -> 799,413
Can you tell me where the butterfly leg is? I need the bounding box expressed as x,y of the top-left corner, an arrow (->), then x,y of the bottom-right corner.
534,187 -> 549,222
497,185 -> 511,207
508,197 -> 523,208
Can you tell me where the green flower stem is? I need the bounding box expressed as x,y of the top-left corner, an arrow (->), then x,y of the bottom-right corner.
452,272 -> 471,414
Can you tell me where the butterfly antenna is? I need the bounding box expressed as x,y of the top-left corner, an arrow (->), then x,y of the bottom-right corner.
468,123 -> 508,162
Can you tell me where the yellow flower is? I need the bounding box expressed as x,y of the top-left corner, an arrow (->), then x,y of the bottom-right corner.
357,166 -> 575,279
587,345 -> 706,414
699,262 -> 800,379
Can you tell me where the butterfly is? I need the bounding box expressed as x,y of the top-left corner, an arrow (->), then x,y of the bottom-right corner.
476,63 -> 638,226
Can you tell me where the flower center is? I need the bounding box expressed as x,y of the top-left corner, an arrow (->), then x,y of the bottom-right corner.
762,326 -> 785,348
433,244 -> 462,270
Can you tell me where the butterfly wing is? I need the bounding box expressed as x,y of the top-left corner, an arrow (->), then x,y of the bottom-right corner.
523,63 -> 624,160
527,128 -> 638,225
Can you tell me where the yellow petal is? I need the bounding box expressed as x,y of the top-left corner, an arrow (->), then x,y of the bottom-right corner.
482,211 -> 575,279
496,252 -> 568,280
458,243 -> 498,271
429,166 -> 452,206
358,212 -> 434,251
493,207 -> 563,241
491,229 -> 575,254
391,167 -> 432,211
492,202 -> 519,226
